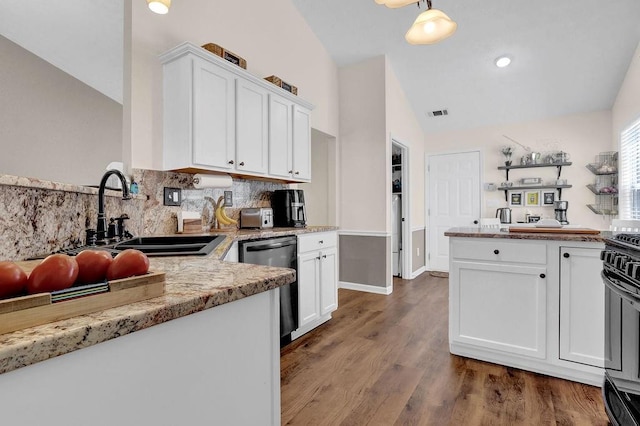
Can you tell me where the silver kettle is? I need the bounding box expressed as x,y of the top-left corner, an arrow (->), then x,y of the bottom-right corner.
496,208 -> 512,224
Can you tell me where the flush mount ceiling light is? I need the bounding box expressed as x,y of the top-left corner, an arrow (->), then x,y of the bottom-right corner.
495,56 -> 512,68
405,0 -> 457,45
147,0 -> 171,14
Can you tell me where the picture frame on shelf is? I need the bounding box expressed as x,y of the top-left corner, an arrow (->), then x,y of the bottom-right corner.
542,191 -> 556,206
509,191 -> 523,207
525,190 -> 540,207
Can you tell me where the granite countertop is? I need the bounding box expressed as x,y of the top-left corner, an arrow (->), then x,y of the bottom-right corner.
0,226 -> 338,375
445,227 -> 610,242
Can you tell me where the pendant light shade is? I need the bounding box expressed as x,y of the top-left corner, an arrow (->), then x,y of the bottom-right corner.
147,0 -> 171,14
375,0 -> 418,8
405,7 -> 457,45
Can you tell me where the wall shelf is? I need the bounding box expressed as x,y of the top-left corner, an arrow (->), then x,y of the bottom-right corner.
586,152 -> 617,216
498,185 -> 572,201
498,162 -> 572,181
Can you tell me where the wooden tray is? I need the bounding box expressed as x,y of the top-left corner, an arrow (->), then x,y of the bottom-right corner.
0,261 -> 165,335
509,227 -> 600,234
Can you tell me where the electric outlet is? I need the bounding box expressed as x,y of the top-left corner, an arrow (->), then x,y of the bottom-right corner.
224,190 -> 233,207
163,187 -> 182,206
417,247 -> 420,257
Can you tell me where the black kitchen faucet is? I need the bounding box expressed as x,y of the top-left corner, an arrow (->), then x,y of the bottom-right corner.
96,169 -> 131,242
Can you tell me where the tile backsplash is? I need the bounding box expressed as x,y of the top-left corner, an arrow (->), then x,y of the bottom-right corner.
0,170 -> 288,261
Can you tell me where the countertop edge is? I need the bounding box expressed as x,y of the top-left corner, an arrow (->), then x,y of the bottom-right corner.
0,226 -> 338,375
444,227 -> 609,242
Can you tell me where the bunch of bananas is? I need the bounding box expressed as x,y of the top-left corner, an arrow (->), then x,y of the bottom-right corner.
214,196 -> 237,227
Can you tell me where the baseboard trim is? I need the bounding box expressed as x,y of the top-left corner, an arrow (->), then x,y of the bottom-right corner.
339,281 -> 393,295
410,266 -> 426,279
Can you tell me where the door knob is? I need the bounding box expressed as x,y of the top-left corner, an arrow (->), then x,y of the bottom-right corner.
493,249 -> 500,255
239,161 -> 245,166
540,273 -> 546,278
563,253 -> 570,258
473,220 -> 479,225
228,160 -> 234,165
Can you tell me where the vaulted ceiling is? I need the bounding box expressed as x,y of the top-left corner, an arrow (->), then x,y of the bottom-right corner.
292,0 -> 640,134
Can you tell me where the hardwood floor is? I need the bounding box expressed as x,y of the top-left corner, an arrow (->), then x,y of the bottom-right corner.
280,273 -> 609,425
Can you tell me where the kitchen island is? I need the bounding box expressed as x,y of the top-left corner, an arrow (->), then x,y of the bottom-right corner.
0,237 -> 307,425
445,227 -> 608,386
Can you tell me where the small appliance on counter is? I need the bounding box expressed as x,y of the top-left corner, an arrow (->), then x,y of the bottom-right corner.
496,207 -> 512,224
239,208 -> 273,229
272,190 -> 307,228
554,200 -> 569,225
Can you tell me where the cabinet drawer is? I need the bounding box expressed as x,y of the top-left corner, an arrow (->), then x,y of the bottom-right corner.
451,238 -> 546,265
298,232 -> 337,253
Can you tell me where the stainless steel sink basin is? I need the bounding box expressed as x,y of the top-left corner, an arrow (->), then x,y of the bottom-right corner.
114,235 -> 226,256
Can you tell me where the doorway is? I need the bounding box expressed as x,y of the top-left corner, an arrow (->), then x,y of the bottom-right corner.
391,139 -> 410,279
426,150 -> 481,272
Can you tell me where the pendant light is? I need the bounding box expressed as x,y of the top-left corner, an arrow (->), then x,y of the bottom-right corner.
147,0 -> 171,14
405,0 -> 457,45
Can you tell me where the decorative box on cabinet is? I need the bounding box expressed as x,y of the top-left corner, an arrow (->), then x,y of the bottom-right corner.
292,232 -> 338,339
160,42 -> 314,183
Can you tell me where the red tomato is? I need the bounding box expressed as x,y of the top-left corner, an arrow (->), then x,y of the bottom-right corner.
27,254 -> 79,294
75,249 -> 113,284
0,261 -> 28,298
106,249 -> 149,281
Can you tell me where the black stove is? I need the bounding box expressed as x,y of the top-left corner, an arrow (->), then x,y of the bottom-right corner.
602,233 -> 640,426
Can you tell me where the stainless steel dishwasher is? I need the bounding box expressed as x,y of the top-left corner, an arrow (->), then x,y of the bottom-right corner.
239,236 -> 298,346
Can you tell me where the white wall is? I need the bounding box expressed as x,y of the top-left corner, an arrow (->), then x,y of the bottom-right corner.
384,59 -> 426,229
612,40 -> 640,147
301,130 -> 330,226
338,56 -> 387,232
425,110 -> 613,230
127,0 -> 339,171
0,35 -> 123,186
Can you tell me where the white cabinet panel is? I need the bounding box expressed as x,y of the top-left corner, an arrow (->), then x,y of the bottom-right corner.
236,79 -> 268,174
292,105 -> 311,181
451,260 -> 547,359
298,251 -> 320,328
559,246 -> 605,367
192,58 -> 235,169
320,248 -> 338,316
268,94 -> 293,179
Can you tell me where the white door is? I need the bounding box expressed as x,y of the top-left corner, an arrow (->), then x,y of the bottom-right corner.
297,251 -> 320,327
235,79 -> 268,174
427,151 -> 481,271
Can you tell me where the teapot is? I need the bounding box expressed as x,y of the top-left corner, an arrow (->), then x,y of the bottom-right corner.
496,208 -> 512,224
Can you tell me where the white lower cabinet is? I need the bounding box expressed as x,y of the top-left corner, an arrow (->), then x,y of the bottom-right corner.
451,260 -> 547,359
449,237 -> 605,386
292,232 -> 338,339
559,246 -> 605,367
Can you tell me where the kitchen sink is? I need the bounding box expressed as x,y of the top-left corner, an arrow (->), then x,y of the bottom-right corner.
113,235 -> 226,256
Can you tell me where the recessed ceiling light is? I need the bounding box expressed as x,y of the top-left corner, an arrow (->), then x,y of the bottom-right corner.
495,56 -> 512,68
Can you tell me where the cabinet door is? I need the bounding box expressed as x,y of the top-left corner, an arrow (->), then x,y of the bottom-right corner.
292,105 -> 311,181
236,79 -> 268,174
268,94 -> 293,179
450,260 -> 547,358
192,58 -> 236,169
559,247 -> 605,367
319,248 -> 338,316
298,251 -> 320,328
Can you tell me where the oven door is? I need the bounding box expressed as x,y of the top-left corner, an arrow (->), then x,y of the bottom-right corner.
602,269 -> 640,425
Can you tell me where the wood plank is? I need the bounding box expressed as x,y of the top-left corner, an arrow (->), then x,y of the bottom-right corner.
109,272 -> 166,291
281,275 -> 609,425
0,293 -> 51,314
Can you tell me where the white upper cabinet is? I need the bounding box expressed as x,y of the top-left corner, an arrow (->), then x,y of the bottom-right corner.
160,42 -> 314,182
236,79 -> 268,175
292,105 -> 311,182
268,93 -> 293,179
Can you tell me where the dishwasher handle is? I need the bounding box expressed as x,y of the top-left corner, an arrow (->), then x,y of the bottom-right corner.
245,241 -> 296,251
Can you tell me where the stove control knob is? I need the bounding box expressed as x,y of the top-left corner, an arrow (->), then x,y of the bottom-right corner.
626,262 -> 638,276
615,255 -> 629,269
606,251 -> 617,264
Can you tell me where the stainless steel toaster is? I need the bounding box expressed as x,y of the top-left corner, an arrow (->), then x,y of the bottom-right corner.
239,208 -> 274,229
